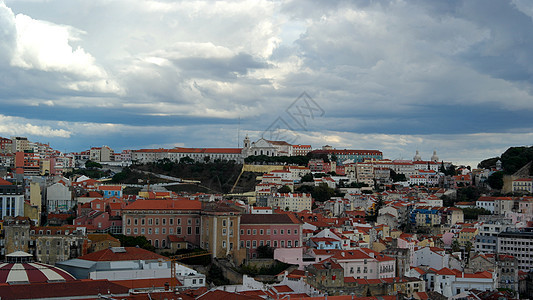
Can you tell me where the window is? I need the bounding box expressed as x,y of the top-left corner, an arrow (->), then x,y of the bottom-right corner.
222,241 -> 226,248
169,228 -> 173,234
127,218 -> 131,225
223,220 -> 227,227
155,228 -> 159,234
246,241 -> 251,248
267,229 -> 271,235
188,227 -> 192,234
240,229 -> 244,235
134,228 -> 138,234
274,230 -> 277,235
169,218 -> 173,225
196,227 -> 200,234
280,229 -> 284,235
134,218 -> 138,225
188,219 -> 192,225
222,229 -> 227,236
162,228 -> 166,234
177,218 -> 181,225
253,229 -> 257,235
148,218 -> 153,225
162,218 -> 166,225
141,228 -> 145,234
148,228 -> 152,234
260,229 -> 264,235
141,218 -> 145,225
247,229 -> 251,235
274,241 -> 278,247
155,218 -> 159,225
177,227 -> 182,235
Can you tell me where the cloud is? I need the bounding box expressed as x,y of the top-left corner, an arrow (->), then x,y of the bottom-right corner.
0,115 -> 71,138
0,2 -> 121,94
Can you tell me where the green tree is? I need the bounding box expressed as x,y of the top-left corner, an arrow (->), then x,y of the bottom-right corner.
301,173 -> 314,182
462,207 -> 491,220
111,234 -> 155,252
256,245 -> 274,258
487,171 -> 504,190
85,160 -> 102,169
277,185 -> 292,193
312,183 -> 336,202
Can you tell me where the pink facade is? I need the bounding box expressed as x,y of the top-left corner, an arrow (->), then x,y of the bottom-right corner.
239,214 -> 303,258
123,214 -> 201,248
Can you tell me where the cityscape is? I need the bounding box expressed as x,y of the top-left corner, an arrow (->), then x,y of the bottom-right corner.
0,135 -> 532,299
1,0 -> 533,299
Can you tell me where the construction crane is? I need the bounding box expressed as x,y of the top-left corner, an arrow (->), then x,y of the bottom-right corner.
166,251 -> 211,290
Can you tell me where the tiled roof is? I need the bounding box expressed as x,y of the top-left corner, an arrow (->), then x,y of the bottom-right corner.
241,213 -> 302,225
78,247 -> 166,262
0,279 -> 129,299
0,178 -> 12,185
124,199 -> 201,211
197,290 -> 263,300
111,277 -> 181,289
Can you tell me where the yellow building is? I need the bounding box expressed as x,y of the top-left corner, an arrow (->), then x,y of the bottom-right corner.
200,202 -> 246,264
458,227 -> 479,247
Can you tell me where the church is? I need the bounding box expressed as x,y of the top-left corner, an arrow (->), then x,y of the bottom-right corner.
242,135 -> 293,157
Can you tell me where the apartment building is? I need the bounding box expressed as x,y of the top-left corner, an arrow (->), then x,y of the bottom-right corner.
475,218 -> 515,254
122,199 -> 202,249
239,213 -> 302,258
497,228 -> 533,272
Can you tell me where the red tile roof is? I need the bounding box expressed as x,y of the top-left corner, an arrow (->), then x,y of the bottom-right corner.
78,247 -> 166,262
0,178 -> 12,185
0,279 -> 129,299
124,199 -> 201,211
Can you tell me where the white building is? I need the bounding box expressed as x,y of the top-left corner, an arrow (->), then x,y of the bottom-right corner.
269,193 -> 312,212
433,268 -> 495,298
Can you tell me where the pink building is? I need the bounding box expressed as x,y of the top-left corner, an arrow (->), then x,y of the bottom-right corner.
122,199 -> 202,249
239,213 -> 303,258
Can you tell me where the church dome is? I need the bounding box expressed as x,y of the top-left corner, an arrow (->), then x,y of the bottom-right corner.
413,150 -> 422,161
0,251 -> 76,284
431,150 -> 439,162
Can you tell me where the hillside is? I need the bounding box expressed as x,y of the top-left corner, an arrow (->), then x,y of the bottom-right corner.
478,146 -> 533,175
113,160 -> 260,194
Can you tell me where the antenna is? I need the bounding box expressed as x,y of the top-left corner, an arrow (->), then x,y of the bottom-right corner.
237,116 -> 241,148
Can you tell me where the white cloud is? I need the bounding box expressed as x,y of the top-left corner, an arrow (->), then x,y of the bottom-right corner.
0,115 -> 71,138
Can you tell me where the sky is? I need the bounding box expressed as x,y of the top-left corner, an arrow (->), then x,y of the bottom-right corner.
1,0 -> 533,167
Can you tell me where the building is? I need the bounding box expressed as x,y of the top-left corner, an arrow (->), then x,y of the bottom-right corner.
239,213 -> 303,258
46,182 -> 74,212
0,178 -> 24,220
122,199 -> 202,249
497,228 -> 533,272
56,246 -> 205,288
474,218 -> 514,254
512,178 -> 533,194
269,193 -> 312,212
309,149 -> 383,164
433,268 -> 495,298
200,202 -> 246,263
242,136 -> 293,157
469,253 -> 519,291
132,147 -> 243,164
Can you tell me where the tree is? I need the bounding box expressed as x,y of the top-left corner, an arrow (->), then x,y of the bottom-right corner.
180,156 -> 195,164
256,245 -> 274,258
85,160 -> 102,169
312,183 -> 336,202
462,207 -> 491,220
300,173 -> 314,182
277,185 -> 292,193
487,171 -> 504,190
